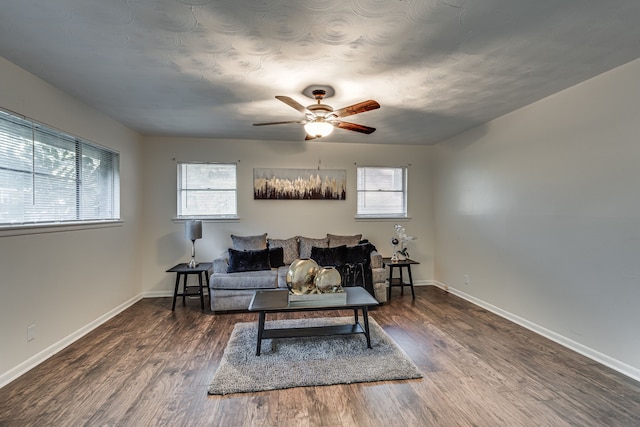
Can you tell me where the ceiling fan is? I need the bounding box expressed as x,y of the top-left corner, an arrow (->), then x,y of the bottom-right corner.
253,89 -> 380,140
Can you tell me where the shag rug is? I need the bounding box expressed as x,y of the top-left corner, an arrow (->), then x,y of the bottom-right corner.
208,316 -> 422,395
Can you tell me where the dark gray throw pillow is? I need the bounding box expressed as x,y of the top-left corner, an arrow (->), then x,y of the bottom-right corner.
227,248 -> 271,273
230,233 -> 268,250
310,245 -> 347,267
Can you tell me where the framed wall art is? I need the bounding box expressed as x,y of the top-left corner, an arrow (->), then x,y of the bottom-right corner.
253,168 -> 346,200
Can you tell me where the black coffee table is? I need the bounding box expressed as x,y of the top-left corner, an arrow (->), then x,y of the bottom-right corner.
248,287 -> 379,356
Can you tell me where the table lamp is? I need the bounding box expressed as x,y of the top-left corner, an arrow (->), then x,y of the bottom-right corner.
184,220 -> 202,268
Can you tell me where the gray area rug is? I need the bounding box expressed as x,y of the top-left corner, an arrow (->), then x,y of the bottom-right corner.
208,316 -> 423,395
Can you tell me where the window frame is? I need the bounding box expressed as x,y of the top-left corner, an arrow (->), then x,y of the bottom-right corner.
355,165 -> 408,219
176,161 -> 238,220
0,108 -> 121,234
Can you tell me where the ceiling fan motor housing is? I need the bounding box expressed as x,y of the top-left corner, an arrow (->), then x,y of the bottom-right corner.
312,89 -> 327,99
307,103 -> 334,118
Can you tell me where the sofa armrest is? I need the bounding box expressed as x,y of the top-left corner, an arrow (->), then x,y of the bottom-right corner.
370,251 -> 383,269
213,257 -> 229,274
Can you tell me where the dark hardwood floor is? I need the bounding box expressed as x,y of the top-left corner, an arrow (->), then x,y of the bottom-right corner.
1,286 -> 639,426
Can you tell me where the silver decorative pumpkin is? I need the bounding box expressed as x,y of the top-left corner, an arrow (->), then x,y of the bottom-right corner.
314,266 -> 343,293
286,258 -> 319,294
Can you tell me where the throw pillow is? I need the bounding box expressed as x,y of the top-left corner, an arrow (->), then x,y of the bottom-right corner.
310,245 -> 347,267
299,236 -> 328,259
231,233 -> 267,250
268,246 -> 285,268
327,233 -> 362,248
345,242 -> 376,264
227,248 -> 271,273
267,236 -> 299,265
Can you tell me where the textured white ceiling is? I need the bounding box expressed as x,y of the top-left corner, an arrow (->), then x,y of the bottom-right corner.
1,0 -> 640,145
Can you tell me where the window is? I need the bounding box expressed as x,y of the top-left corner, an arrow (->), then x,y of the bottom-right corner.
356,166 -> 407,217
177,162 -> 237,218
0,109 -> 120,226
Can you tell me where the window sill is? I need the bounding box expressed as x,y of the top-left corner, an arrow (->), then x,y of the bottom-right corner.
173,217 -> 240,223
0,220 -> 123,238
354,216 -> 412,222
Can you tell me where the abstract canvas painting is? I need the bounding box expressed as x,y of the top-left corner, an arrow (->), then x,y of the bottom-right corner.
254,168 -> 346,200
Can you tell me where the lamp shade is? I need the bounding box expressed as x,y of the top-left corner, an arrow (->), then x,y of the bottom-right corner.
184,220 -> 202,241
304,120 -> 334,138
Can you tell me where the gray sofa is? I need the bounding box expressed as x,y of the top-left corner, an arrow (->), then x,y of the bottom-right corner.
209,233 -> 387,311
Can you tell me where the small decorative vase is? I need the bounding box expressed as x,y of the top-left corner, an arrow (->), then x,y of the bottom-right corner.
286,258 -> 319,294
396,251 -> 407,261
314,266 -> 343,294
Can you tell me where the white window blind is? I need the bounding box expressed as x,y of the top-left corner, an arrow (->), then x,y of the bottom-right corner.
357,166 -> 407,217
0,109 -> 120,226
178,162 -> 237,218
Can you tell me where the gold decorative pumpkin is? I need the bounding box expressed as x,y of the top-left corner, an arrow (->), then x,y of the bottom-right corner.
286,258 -> 319,294
314,266 -> 343,294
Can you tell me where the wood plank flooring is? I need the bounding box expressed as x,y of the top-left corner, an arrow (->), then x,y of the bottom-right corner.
1,286 -> 639,426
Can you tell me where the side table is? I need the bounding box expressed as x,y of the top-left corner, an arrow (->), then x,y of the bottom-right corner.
382,258 -> 419,300
166,262 -> 213,310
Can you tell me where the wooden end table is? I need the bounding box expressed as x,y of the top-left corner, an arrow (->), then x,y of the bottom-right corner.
166,262 -> 212,311
382,258 -> 419,300
248,287 -> 379,356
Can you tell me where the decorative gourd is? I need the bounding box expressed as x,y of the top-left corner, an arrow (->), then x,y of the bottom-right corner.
286,258 -> 319,294
314,266 -> 343,294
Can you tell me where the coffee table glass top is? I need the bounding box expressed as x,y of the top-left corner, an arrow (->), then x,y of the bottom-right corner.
249,287 -> 378,311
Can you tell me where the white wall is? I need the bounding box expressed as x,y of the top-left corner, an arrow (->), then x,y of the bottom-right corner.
0,57 -> 143,384
140,136 -> 435,295
434,57 -> 640,378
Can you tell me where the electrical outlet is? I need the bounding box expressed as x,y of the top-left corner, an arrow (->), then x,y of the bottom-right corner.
464,275 -> 470,285
27,325 -> 36,342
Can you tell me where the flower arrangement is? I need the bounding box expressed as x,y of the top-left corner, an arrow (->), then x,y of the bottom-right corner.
391,224 -> 416,262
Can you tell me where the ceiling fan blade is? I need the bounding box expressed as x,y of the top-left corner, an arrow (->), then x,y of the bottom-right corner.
334,121 -> 376,134
331,100 -> 380,119
275,96 -> 312,115
253,120 -> 304,126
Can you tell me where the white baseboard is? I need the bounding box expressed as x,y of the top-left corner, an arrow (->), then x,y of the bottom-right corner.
0,294 -> 143,389
431,281 -> 640,383
142,290 -> 174,298
386,279 -> 430,287
142,290 -> 210,299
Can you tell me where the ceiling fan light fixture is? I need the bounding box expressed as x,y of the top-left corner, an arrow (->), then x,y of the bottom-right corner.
253,91 -> 380,140
304,120 -> 334,138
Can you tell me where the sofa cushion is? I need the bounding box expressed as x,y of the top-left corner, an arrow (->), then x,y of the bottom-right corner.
231,233 -> 268,250
310,245 -> 347,267
277,265 -> 290,289
299,236 -> 328,259
267,236 -> 299,265
210,270 -> 278,290
268,247 -> 285,268
227,248 -> 271,273
327,233 -> 362,248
